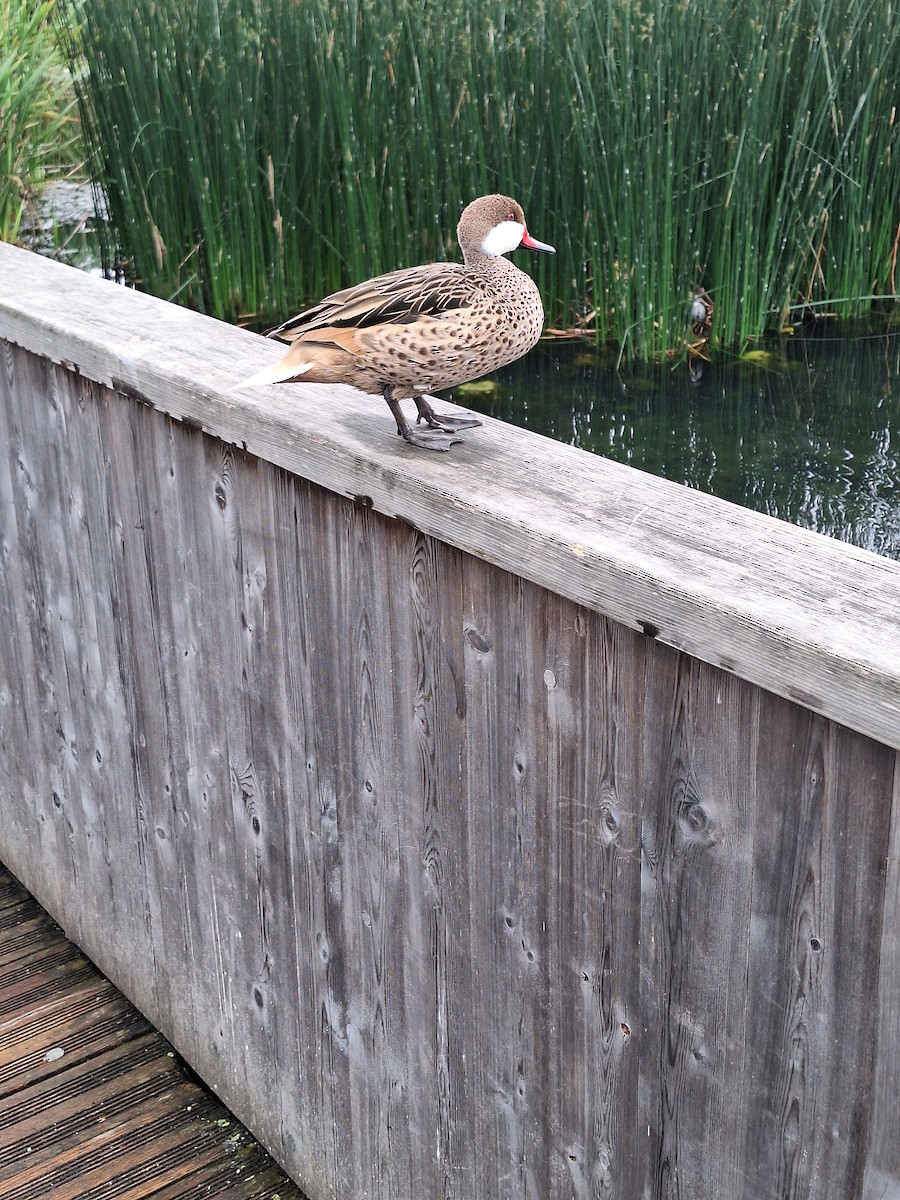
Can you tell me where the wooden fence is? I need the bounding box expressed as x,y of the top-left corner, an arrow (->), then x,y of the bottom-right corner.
1,241 -> 898,1200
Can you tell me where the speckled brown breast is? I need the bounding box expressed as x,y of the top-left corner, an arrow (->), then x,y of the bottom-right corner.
350,261 -> 545,396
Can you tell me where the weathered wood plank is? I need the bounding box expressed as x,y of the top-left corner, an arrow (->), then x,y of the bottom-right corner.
742,704 -> 895,1199
637,651 -> 761,1200
862,751 -> 900,1200
1,243 -> 899,752
516,587 -> 642,1199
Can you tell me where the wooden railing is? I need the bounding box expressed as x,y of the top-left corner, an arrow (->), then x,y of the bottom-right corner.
1,241 -> 898,1200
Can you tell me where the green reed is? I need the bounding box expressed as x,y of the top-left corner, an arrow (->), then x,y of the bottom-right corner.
64,0 -> 899,358
1,0 -> 79,243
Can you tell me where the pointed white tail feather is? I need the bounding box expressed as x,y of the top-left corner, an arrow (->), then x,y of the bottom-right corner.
238,357 -> 313,387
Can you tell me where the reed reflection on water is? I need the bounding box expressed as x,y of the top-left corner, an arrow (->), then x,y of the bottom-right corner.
481,330 -> 900,560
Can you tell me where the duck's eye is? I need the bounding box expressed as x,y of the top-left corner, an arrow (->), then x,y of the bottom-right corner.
507,211 -> 516,221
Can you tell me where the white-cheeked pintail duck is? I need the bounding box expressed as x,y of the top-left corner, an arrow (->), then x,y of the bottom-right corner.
240,193 -> 554,450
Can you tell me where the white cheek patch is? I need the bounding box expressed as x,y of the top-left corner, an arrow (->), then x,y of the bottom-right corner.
481,220 -> 525,256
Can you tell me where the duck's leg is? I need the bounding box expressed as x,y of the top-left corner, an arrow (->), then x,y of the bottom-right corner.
414,393 -> 483,431
383,387 -> 464,451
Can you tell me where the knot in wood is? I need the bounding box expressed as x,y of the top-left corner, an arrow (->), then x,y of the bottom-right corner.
677,797 -> 711,842
599,800 -> 620,845
464,625 -> 493,654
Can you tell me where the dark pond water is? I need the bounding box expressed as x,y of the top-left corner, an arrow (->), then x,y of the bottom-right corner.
26,184 -> 900,560
477,330 -> 900,561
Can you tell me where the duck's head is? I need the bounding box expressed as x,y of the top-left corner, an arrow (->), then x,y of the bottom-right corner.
458,194 -> 555,261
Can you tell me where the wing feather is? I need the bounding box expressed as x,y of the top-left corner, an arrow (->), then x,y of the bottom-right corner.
268,263 -> 487,341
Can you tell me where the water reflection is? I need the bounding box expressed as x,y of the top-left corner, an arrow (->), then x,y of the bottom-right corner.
482,332 -> 900,560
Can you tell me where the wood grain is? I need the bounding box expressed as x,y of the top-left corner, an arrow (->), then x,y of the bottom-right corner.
1,243 -> 899,753
637,650 -> 761,1200
863,752 -> 900,1200
2,285 -> 900,1200
744,705 -> 895,1199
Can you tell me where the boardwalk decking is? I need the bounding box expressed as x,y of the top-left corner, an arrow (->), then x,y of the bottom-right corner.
0,864 -> 306,1200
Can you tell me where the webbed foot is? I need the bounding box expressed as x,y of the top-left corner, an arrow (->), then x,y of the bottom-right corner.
383,387 -> 465,451
399,427 -> 465,452
414,394 -> 483,432
419,413 -> 483,431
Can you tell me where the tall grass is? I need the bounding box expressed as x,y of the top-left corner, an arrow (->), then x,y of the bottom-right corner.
65,0 -> 899,357
1,0 -> 80,243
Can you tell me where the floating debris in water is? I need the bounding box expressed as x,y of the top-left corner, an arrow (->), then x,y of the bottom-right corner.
453,379 -> 500,398
739,349 -> 794,370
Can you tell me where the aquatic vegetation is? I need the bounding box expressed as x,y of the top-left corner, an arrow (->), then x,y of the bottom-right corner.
0,0 -> 80,243
64,0 -> 899,358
